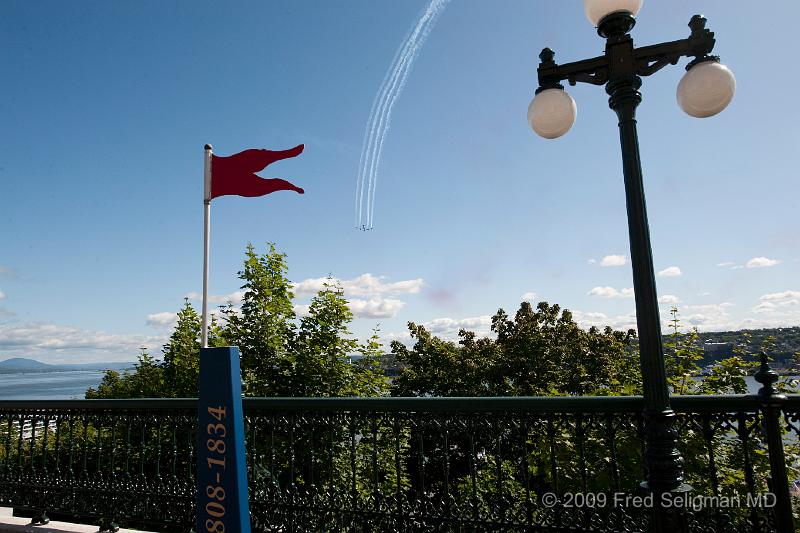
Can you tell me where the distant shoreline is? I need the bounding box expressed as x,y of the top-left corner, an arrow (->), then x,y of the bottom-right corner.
0,367 -> 134,375
0,358 -> 136,375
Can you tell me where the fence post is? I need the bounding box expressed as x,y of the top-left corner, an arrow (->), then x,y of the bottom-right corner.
197,346 -> 251,533
754,352 -> 795,532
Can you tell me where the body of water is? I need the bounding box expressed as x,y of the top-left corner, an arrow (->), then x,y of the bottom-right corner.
0,372 -> 796,401
703,375 -> 799,395
0,371 -> 107,400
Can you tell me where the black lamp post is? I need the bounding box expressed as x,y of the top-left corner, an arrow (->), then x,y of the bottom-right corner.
528,2 -> 735,530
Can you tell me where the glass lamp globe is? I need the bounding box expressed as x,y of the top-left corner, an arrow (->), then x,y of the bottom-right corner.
677,60 -> 736,118
528,88 -> 577,139
584,0 -> 643,27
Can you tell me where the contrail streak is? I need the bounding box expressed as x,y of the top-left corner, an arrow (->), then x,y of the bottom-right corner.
365,26 -> 420,228
356,0 -> 451,230
364,0 -> 449,228
357,19 -> 420,229
363,21 -> 420,227
356,19 -> 417,229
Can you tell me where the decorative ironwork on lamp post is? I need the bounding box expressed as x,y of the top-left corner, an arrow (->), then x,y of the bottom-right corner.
528,1 -> 736,530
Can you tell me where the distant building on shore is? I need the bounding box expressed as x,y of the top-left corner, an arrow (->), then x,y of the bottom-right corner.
703,342 -> 734,358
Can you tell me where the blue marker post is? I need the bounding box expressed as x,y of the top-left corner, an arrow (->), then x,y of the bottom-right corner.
196,347 -> 251,533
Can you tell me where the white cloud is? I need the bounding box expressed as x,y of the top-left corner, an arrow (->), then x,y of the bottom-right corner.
292,277 -> 329,296
753,302 -> 777,314
184,274 -> 419,321
0,290 -> 5,300
572,310 -> 637,331
426,315 -> 493,338
521,291 -> 537,302
697,291 -> 711,296
657,266 -> 682,277
760,290 -> 800,302
671,303 -> 738,332
683,303 -> 734,312
753,298 -> 799,311
745,293 -> 800,328
737,316 -> 800,329
658,294 -> 681,305
0,322 -> 162,364
381,330 -> 412,344
753,291 -> 799,314
580,311 -> 608,320
588,287 -> 616,298
746,257 -> 781,268
293,273 -> 424,298
587,259 -> 597,265
185,291 -> 245,306
715,258 -> 781,270
289,273 -> 423,321
348,298 -> 405,319
588,286 -> 634,299
600,255 -> 627,267
385,315 -> 494,345
146,312 -> 178,328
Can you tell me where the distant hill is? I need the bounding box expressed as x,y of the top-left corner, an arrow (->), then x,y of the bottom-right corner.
0,357 -> 135,374
0,358 -> 52,370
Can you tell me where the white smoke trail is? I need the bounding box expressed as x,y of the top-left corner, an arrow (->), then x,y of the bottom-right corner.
355,0 -> 451,230
356,18 -> 419,229
362,21 -> 422,227
364,28 -> 422,228
364,0 -> 449,228
366,4 -> 445,228
356,16 -> 422,230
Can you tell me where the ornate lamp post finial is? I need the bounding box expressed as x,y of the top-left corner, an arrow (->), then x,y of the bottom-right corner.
754,351 -> 780,398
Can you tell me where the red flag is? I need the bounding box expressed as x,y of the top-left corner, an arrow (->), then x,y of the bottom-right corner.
210,144 -> 305,200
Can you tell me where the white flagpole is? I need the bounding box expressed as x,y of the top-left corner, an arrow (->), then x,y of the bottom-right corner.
202,144 -> 212,348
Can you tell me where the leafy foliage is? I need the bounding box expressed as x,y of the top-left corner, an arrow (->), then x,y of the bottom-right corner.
289,278 -> 386,396
665,307 -> 703,395
161,298 -> 202,397
86,349 -> 165,398
218,243 -> 297,395
59,262 -> 800,530
392,301 -> 641,397
86,243 -> 386,399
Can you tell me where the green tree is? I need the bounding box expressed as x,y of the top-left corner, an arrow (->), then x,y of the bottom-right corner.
494,302 -> 641,396
289,278 -> 358,396
86,348 -> 165,398
85,369 -> 127,399
161,298 -> 201,397
353,325 -> 390,396
697,356 -> 748,394
392,301 -> 640,398
391,322 -> 495,397
218,243 -> 297,396
664,308 -> 703,395
213,244 -> 388,398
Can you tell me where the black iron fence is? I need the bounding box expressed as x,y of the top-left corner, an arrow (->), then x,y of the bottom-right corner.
0,393 -> 798,532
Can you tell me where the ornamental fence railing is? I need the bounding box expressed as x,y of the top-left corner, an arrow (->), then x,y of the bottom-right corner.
0,392 -> 799,532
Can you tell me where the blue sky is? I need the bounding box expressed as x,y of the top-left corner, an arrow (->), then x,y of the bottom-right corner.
1,1 -> 798,363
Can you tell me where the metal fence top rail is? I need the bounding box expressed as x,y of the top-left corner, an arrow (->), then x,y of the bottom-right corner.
0,394 -> 798,413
